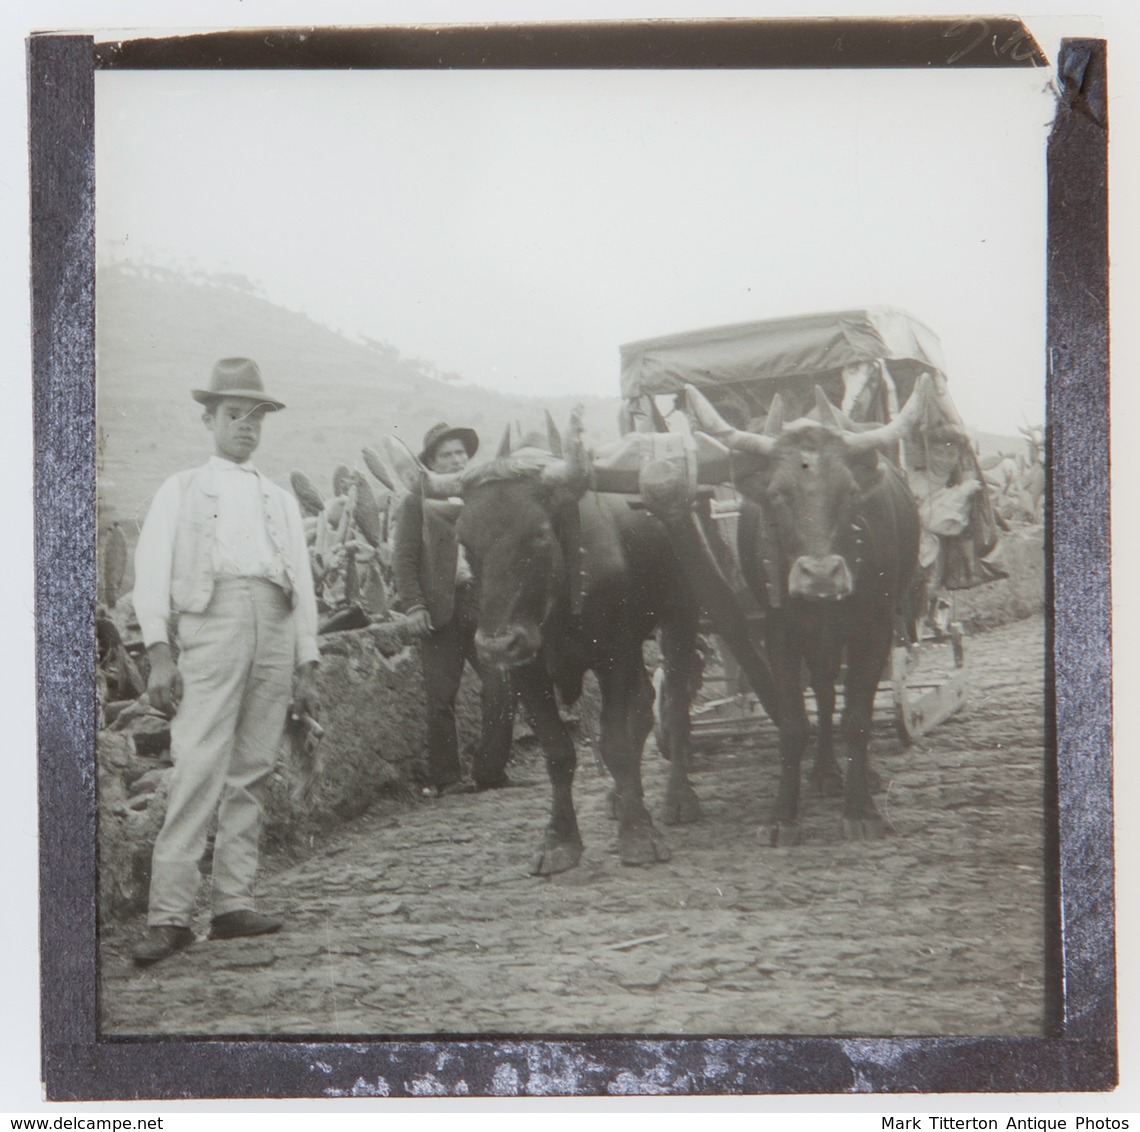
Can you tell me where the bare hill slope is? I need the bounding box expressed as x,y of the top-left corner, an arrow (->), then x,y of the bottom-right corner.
96,261 -> 1027,551
96,261 -> 622,533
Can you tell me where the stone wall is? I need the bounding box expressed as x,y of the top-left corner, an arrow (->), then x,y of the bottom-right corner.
97,623 -> 486,924
952,525 -> 1045,631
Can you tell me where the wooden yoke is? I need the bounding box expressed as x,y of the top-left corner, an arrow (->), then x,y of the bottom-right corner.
589,431 -> 782,726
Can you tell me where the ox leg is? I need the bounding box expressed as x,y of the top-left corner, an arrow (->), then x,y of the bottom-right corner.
768,627 -> 809,847
598,655 -> 671,866
770,696 -> 810,847
514,665 -> 583,876
840,628 -> 891,841
658,617 -> 701,827
802,620 -> 844,797
808,676 -> 843,798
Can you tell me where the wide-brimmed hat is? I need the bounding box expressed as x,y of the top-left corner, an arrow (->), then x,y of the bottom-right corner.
419,422 -> 479,465
191,357 -> 286,411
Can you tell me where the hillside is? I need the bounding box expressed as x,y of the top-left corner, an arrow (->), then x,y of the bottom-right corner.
96,261 -> 1027,567
96,261 -> 623,536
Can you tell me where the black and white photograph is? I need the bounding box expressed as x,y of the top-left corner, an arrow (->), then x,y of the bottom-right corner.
92,36 -> 1053,1037
15,4 -> 1128,1109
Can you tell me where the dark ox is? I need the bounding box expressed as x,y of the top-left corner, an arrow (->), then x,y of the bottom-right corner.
687,378 -> 926,844
384,411 -> 700,875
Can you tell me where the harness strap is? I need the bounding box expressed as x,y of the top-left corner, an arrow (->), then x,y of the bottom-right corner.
557,500 -> 587,618
752,503 -> 783,609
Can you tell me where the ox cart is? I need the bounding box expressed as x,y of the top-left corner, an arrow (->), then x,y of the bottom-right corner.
376,308 -> 1004,860
601,307 -> 1000,748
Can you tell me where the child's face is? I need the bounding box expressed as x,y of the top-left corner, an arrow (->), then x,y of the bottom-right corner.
205,397 -> 268,462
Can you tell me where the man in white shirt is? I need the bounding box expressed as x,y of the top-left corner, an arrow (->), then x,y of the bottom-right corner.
130,357 -> 320,966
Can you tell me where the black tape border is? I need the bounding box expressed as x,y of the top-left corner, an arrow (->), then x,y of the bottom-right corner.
30,22 -> 1113,1099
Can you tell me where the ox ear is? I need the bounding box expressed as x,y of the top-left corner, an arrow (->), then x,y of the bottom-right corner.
545,410 -> 564,458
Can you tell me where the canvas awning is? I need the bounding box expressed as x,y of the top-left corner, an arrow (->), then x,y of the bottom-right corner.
620,306 -> 947,402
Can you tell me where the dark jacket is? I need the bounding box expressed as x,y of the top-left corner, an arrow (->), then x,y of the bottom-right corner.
391,492 -> 466,629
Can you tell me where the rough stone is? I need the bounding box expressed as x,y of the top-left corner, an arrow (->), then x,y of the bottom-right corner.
97,624 -> 489,923
953,526 -> 1044,631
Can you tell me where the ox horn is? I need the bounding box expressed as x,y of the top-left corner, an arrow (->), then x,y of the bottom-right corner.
813,386 -> 847,430
684,384 -> 777,457
380,436 -> 465,499
813,387 -> 865,431
540,404 -> 589,493
841,373 -> 931,454
497,424 -> 513,459
545,410 -> 564,458
763,394 -> 786,437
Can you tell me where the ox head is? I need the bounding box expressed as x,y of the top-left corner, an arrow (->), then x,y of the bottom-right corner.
686,375 -> 929,603
383,409 -> 590,670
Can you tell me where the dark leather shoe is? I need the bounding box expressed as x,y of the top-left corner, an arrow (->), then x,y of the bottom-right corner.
208,909 -> 282,940
132,925 -> 195,966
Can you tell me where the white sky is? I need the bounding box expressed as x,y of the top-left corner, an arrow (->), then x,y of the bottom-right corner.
96,65 -> 1054,434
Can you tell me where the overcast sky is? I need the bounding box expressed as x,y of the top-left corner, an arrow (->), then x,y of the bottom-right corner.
95,65 -> 1055,434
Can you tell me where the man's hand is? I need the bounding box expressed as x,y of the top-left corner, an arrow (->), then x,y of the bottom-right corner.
290,661 -> 321,723
146,642 -> 182,717
406,608 -> 434,639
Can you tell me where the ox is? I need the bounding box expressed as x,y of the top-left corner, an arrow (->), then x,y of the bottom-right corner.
686,377 -> 927,844
383,410 -> 700,875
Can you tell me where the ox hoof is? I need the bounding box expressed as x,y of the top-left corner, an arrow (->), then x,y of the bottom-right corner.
842,815 -> 890,841
530,832 -> 584,876
618,822 -> 672,867
769,821 -> 801,848
662,782 -> 701,826
809,767 -> 844,798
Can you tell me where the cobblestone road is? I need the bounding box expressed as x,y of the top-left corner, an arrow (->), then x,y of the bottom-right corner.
100,615 -> 1047,1040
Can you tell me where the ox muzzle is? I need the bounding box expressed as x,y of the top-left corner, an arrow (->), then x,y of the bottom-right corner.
788,554 -> 855,601
475,624 -> 544,670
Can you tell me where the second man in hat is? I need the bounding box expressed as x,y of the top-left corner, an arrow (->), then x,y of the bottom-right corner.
391,423 -> 515,795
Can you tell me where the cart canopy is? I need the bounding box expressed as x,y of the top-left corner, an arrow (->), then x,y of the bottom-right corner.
620,306 -> 947,403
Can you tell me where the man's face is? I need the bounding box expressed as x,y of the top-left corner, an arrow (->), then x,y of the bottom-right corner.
205,397 -> 268,463
430,437 -> 470,474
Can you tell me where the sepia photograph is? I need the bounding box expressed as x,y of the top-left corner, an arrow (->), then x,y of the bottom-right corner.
24,11 -> 1118,1102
